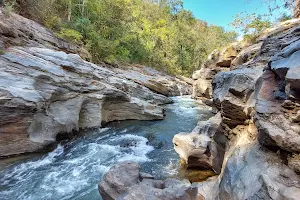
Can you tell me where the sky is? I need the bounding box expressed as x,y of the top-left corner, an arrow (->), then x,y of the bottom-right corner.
182,0 -> 289,30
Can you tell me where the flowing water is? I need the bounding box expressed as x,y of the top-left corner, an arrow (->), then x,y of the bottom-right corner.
0,96 -> 212,200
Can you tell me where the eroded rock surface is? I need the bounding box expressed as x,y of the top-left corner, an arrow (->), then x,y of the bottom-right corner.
0,12 -> 192,157
212,67 -> 263,127
99,162 -> 199,200
173,113 -> 226,174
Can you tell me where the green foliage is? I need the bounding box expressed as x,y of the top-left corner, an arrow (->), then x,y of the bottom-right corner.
14,0 -> 237,76
3,0 -> 16,16
277,13 -> 292,22
57,28 -> 83,43
0,49 -> 5,55
44,16 -> 62,30
231,13 -> 271,43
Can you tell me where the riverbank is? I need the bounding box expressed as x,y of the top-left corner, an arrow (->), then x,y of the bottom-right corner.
0,96 -> 212,200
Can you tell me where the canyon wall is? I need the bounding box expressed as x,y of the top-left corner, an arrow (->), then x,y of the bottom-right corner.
99,19 -> 300,200
0,11 -> 192,157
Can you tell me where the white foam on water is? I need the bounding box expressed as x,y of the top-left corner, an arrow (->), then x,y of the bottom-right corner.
121,129 -> 128,133
0,96 -> 206,200
0,134 -> 153,200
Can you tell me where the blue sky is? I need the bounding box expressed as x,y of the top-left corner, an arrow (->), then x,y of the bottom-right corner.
182,0 -> 289,29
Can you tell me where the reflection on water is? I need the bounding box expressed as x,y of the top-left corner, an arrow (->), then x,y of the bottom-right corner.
0,96 -> 212,200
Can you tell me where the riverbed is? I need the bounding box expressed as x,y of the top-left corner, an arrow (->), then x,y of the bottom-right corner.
0,96 -> 212,200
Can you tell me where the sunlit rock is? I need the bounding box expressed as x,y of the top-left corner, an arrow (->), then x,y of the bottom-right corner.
173,113 -> 226,174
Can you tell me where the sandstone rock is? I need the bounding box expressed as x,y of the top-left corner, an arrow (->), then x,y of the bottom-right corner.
192,68 -> 216,80
99,162 -> 199,200
173,113 -> 226,174
193,125 -> 300,200
119,178 -> 198,200
256,113 -> 300,153
212,67 -> 263,127
0,46 -> 179,157
231,42 -> 262,67
192,79 -> 212,99
288,153 -> 300,174
216,45 -> 239,67
113,66 -> 192,97
217,142 -> 300,200
255,38 -> 300,153
99,162 -> 140,200
0,11 -> 87,58
191,67 -> 229,99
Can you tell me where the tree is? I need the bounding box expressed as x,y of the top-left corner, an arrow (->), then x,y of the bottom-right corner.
11,0 -> 237,76
294,0 -> 300,17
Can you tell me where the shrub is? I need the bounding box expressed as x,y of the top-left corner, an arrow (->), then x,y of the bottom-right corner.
3,0 -> 16,16
57,28 -> 83,43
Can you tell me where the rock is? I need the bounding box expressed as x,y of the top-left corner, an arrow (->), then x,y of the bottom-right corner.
292,110 -> 300,123
256,113 -> 300,153
99,162 -> 199,200
294,0 -> 300,18
173,113 -> 226,174
217,143 -> 300,200
119,178 -> 198,200
192,67 -> 229,99
288,153 -> 300,174
176,75 -> 193,85
0,11 -> 87,58
192,68 -> 216,80
255,38 -> 300,153
194,125 -> 300,200
98,162 -> 140,200
212,67 -> 263,127
216,45 -> 239,67
192,79 -> 212,99
231,42 -> 262,67
112,65 -> 192,97
184,18 -> 300,200
0,46 -> 181,157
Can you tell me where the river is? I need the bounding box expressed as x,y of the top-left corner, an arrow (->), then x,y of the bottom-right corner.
0,96 -> 212,200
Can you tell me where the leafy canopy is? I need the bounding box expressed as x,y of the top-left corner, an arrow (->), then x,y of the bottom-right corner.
11,0 -> 237,76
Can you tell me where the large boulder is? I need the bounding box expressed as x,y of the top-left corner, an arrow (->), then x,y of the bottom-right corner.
254,38 -> 300,153
231,42 -> 262,67
98,162 -> 141,200
217,143 -> 300,200
98,162 -> 199,200
173,113 -> 226,174
194,125 -> 300,200
192,67 -> 229,99
212,67 -> 263,127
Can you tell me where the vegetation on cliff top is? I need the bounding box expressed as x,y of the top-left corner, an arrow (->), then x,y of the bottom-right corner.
7,0 -> 237,76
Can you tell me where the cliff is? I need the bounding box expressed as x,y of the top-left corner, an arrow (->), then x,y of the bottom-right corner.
0,11 -> 192,157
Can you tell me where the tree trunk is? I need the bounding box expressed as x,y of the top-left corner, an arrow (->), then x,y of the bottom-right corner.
294,0 -> 300,18
67,0 -> 72,22
81,0 -> 86,17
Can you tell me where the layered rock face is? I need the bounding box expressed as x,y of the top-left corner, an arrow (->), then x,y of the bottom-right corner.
173,18 -> 300,200
0,12 -> 192,157
173,113 -> 226,174
99,19 -> 300,200
192,41 -> 262,100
